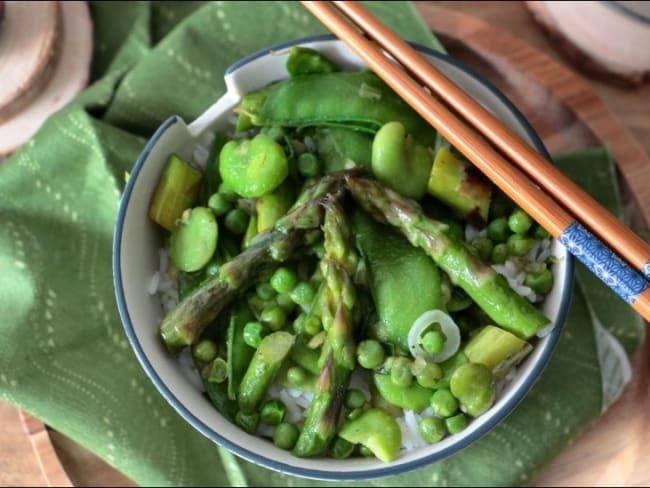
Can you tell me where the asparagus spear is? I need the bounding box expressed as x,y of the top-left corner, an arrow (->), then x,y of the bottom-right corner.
346,176 -> 550,339
159,173 -> 350,352
293,198 -> 358,458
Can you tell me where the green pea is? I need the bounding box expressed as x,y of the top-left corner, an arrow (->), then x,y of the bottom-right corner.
219,134 -> 289,198
345,389 -> 366,410
290,281 -> 316,306
449,363 -> 496,417
508,208 -> 533,234
358,445 -> 375,458
217,181 -> 238,202
303,315 -> 322,336
256,282 -> 276,300
286,366 -> 308,387
275,292 -> 296,313
356,339 -> 385,369
207,192 -> 232,217
261,125 -> 285,142
242,321 -> 265,348
224,208 -> 249,235
487,217 -> 510,243
532,224 -> 550,240
430,388 -> 459,417
506,233 -> 534,257
270,267 -> 298,294
297,152 -> 322,178
421,330 -> 446,355
292,313 -> 306,335
491,243 -> 508,264
192,339 -> 217,363
235,411 -> 259,434
330,436 -> 355,459
390,357 -> 413,388
260,307 -> 287,331
418,416 -> 446,444
414,362 -> 443,389
273,422 -> 299,450
470,236 -> 494,262
525,268 -> 554,295
169,207 -> 218,272
260,399 -> 286,425
445,413 -> 469,434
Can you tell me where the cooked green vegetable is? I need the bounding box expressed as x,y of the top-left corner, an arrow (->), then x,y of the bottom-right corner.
346,176 -> 550,340
149,154 -> 203,232
428,147 -> 491,223
238,331 -> 295,414
338,408 -> 401,462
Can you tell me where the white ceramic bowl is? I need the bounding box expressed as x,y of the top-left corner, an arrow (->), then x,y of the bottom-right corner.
113,35 -> 574,480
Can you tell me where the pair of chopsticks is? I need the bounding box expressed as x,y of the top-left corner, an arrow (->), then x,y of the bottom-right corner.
301,1 -> 650,322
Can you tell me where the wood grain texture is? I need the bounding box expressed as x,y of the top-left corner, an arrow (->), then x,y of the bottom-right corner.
1,2 -> 649,486
0,1 -> 92,156
0,1 -> 61,122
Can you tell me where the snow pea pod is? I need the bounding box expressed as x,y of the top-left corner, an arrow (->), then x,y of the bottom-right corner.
352,209 -> 442,354
241,71 -> 437,147
313,127 -> 372,173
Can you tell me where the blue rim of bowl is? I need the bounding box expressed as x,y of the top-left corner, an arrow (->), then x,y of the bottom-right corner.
602,1 -> 650,24
114,34 -> 574,481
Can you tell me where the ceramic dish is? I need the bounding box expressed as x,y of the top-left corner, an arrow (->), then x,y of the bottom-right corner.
113,35 -> 573,480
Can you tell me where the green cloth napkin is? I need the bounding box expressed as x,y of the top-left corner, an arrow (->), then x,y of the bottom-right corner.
0,2 -> 644,486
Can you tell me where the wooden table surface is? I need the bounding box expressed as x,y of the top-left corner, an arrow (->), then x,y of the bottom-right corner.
1,1 -> 649,486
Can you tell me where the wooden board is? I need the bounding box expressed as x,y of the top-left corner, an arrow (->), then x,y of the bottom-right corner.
17,4 -> 650,486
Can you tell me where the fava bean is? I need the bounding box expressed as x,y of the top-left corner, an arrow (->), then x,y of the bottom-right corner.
169,207 -> 218,273
219,134 -> 289,198
449,363 -> 496,417
371,121 -> 433,199
338,408 -> 402,463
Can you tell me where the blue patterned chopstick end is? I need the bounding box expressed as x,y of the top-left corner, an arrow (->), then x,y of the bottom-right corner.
559,222 -> 648,304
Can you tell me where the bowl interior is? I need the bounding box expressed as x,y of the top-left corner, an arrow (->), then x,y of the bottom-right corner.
113,36 -> 573,480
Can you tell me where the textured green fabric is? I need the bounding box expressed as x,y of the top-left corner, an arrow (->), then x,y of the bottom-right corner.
0,2 -> 643,486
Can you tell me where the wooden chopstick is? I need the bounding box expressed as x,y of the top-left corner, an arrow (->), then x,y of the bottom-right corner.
333,0 -> 650,281
301,1 -> 650,322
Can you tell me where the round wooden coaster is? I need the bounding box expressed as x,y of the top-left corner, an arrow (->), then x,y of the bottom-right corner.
0,1 -> 93,156
0,1 -> 61,123
526,1 -> 650,87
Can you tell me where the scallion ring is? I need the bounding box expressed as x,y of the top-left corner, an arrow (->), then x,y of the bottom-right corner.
407,310 -> 461,362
